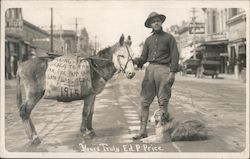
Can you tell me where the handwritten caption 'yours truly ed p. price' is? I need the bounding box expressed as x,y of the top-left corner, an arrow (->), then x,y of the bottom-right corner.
79,143 -> 164,152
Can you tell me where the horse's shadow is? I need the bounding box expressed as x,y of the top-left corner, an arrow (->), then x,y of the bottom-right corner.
22,126 -> 127,152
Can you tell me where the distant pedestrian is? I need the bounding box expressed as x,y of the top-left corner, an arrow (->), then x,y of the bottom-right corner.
132,12 -> 179,139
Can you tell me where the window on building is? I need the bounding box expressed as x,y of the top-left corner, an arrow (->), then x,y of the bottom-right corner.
15,8 -> 19,19
5,10 -> 10,19
221,10 -> 224,31
212,11 -> 217,33
225,9 -> 228,21
230,8 -> 238,18
238,44 -> 246,68
238,44 -> 246,54
11,9 -> 15,19
238,8 -> 245,14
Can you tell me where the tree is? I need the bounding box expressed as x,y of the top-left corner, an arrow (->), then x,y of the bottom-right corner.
78,27 -> 91,56
170,25 -> 180,34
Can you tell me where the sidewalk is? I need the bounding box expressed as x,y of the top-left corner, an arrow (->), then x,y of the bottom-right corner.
176,73 -> 246,84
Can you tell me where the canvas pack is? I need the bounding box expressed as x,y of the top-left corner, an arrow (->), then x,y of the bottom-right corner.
44,55 -> 93,102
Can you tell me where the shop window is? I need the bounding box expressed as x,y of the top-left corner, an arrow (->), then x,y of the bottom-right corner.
230,46 -> 236,65
5,9 -> 10,19
238,44 -> 246,54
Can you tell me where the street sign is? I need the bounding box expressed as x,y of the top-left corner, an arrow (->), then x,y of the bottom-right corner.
189,22 -> 205,34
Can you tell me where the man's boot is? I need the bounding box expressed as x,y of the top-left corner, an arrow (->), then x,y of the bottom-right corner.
132,107 -> 149,140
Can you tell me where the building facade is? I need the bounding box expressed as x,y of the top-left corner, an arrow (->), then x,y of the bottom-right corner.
5,8 -> 62,79
226,8 -> 246,79
202,8 -> 246,78
202,8 -> 229,74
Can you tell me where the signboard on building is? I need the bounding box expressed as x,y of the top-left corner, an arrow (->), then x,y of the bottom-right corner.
189,22 -> 205,34
5,8 -> 23,30
6,19 -> 23,30
210,32 -> 228,41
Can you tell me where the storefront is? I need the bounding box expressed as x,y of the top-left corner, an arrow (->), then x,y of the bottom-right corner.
5,8 -> 63,79
227,38 -> 246,77
5,37 -> 22,79
198,40 -> 228,74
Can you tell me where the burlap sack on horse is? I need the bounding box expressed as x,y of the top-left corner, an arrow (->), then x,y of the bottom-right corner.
44,54 -> 92,102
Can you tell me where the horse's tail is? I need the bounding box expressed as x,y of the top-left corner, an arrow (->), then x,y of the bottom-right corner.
16,68 -> 22,109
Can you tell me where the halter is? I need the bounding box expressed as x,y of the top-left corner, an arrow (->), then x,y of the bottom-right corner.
117,44 -> 133,73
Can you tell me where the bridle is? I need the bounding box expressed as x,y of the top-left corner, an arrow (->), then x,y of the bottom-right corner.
88,43 -> 133,81
117,44 -> 133,73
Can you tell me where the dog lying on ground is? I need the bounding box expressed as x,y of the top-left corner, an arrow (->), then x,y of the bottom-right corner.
140,109 -> 208,143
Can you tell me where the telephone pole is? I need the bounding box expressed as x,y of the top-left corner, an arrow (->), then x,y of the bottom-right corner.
190,8 -> 197,59
94,35 -> 97,53
75,18 -> 79,52
50,8 -> 53,52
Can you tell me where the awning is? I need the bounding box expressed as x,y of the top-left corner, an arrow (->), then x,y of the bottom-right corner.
5,37 -> 21,43
201,60 -> 220,65
201,40 -> 228,46
23,41 -> 37,48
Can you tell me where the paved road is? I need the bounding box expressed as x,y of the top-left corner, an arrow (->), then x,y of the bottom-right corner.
4,71 -> 247,153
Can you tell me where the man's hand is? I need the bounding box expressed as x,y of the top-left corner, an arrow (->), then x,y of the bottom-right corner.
167,72 -> 175,85
132,58 -> 143,69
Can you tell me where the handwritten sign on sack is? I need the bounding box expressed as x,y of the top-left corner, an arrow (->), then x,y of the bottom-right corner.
44,55 -> 92,102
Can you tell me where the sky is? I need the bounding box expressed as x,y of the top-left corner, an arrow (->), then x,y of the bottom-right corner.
13,1 -> 206,53
4,0 -> 247,54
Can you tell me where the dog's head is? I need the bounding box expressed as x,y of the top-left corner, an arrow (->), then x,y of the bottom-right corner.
149,109 -> 170,126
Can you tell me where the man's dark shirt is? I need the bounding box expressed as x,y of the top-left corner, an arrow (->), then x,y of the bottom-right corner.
135,29 -> 179,73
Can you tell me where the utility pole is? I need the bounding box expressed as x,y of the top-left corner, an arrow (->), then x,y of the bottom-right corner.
94,35 -> 97,54
75,18 -> 78,53
68,17 -> 84,53
190,8 -> 197,59
50,8 -> 53,52
59,25 -> 64,54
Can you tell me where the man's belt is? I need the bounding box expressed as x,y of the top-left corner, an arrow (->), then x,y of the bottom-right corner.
149,62 -> 170,66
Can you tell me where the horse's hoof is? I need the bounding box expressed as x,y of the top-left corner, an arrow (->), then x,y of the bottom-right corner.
89,130 -> 96,137
80,127 -> 87,134
31,136 -> 41,145
82,130 -> 96,139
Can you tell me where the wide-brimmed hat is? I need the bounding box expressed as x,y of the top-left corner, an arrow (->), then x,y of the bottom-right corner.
145,12 -> 166,28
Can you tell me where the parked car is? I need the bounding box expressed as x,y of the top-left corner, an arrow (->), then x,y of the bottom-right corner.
200,60 -> 220,78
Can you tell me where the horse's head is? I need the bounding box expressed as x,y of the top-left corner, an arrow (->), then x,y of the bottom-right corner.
112,34 -> 135,79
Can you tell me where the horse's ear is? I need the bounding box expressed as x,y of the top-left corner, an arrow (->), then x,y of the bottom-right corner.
126,35 -> 132,46
119,34 -> 125,46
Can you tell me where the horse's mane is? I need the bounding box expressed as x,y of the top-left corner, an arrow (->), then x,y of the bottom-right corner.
97,47 -> 112,60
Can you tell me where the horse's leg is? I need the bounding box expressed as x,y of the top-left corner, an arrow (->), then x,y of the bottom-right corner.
81,94 -> 96,137
20,90 -> 44,144
87,95 -> 96,135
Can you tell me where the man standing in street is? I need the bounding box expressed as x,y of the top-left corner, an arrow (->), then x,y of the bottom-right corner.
133,12 -> 179,140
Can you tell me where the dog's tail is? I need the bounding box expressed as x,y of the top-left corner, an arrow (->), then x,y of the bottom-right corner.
171,120 -> 208,141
